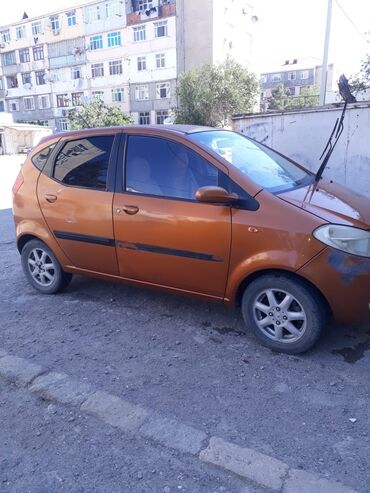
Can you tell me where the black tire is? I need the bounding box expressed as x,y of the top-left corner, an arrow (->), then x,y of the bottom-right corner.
241,273 -> 326,354
21,239 -> 72,295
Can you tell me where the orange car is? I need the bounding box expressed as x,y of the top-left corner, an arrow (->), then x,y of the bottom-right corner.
12,126 -> 370,354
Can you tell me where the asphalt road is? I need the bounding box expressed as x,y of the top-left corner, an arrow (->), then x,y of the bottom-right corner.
1,158 -> 369,492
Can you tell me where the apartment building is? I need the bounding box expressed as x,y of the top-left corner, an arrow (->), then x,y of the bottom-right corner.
260,58 -> 336,109
0,0 -> 256,129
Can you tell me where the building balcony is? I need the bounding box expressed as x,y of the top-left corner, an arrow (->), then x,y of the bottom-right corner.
2,64 -> 18,76
127,2 -> 176,25
49,54 -> 86,69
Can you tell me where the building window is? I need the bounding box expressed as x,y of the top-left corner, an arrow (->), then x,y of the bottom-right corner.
156,110 -> 169,124
6,75 -> 18,89
261,75 -> 267,83
9,100 -> 19,112
109,60 -> 122,75
287,87 -> 295,96
135,85 -> 149,101
22,73 -> 32,85
92,91 -> 104,100
1,29 -> 11,43
156,82 -> 171,99
66,11 -> 77,26
300,71 -> 309,80
37,120 -> 49,126
133,26 -> 146,42
19,48 -> 30,63
271,73 -> 282,82
86,5 -> 101,23
106,0 -> 121,17
35,70 -> 46,85
288,72 -> 296,81
155,53 -> 166,69
111,88 -> 124,102
71,66 -> 81,79
23,97 -> 35,110
91,63 -> 104,78
139,112 -> 150,125
300,85 -> 313,94
90,35 -> 103,50
107,31 -> 121,47
2,51 -> 16,66
50,16 -> 60,33
72,92 -> 83,106
33,46 -> 44,61
137,56 -> 146,71
16,26 -> 26,39
0,101 -> 4,112
58,119 -> 69,131
32,22 -> 42,36
57,94 -> 70,107
38,95 -> 50,109
138,1 -> 154,11
154,21 -> 168,38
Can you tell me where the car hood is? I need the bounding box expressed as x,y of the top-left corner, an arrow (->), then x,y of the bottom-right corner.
278,178 -> 370,229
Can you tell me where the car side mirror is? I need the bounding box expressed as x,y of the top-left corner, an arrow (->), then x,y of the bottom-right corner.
195,186 -> 239,205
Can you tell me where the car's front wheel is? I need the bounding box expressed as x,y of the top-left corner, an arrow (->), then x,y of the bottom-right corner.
21,239 -> 72,294
241,273 -> 326,354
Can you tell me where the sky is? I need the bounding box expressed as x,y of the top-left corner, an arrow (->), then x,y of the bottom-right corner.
1,0 -> 369,77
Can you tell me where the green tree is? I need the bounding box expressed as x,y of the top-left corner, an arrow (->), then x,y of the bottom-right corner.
174,58 -> 259,127
350,52 -> 370,93
267,84 -> 291,111
68,98 -> 133,129
268,84 -> 319,111
290,86 -> 319,109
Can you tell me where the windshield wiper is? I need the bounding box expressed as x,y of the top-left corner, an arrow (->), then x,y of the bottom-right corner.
315,101 -> 347,182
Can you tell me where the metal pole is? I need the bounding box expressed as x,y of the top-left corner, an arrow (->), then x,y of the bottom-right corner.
320,0 -> 333,106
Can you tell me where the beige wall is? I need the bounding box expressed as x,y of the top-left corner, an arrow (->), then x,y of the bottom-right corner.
176,0 -> 255,74
176,0 -> 214,73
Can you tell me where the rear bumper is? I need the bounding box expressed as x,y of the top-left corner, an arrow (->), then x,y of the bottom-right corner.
298,248 -> 370,324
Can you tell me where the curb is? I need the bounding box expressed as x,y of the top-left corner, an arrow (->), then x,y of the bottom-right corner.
0,349 -> 360,493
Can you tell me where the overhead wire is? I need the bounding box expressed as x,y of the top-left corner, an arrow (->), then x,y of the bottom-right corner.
334,0 -> 369,43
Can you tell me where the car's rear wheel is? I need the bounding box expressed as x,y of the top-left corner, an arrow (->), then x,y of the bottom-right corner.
241,273 -> 325,354
21,239 -> 72,294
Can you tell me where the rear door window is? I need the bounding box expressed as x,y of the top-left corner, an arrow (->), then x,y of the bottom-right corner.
53,135 -> 114,190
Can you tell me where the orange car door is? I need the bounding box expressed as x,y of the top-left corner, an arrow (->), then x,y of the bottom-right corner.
113,134 -> 231,299
37,133 -> 119,275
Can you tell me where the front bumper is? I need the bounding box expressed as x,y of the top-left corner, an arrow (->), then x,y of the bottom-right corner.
298,247 -> 370,324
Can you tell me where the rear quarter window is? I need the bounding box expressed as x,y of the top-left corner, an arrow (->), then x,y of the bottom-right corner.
31,144 -> 56,171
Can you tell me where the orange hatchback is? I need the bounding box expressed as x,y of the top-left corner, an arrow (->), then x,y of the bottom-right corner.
13,126 -> 370,354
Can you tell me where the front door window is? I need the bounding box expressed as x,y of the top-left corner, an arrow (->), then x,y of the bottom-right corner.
125,136 -> 218,200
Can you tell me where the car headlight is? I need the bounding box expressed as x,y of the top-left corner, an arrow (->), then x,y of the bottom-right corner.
313,225 -> 370,258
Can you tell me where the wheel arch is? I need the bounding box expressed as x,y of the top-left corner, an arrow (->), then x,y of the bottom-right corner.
234,268 -> 332,317
17,233 -> 44,253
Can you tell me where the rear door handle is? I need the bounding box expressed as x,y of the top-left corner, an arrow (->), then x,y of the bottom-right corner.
45,194 -> 57,203
120,205 -> 139,215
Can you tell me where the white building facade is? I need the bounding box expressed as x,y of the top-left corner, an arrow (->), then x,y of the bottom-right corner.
0,0 -> 256,130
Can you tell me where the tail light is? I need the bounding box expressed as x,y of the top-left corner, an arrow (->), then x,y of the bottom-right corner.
12,170 -> 24,196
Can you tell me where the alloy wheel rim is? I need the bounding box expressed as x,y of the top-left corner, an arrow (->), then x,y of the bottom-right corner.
27,248 -> 56,287
252,288 -> 307,343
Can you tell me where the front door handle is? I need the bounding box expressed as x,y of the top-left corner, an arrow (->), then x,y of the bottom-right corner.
121,205 -> 139,215
45,194 -> 57,203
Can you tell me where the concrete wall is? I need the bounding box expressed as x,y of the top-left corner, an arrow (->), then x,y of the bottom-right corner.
232,103 -> 370,197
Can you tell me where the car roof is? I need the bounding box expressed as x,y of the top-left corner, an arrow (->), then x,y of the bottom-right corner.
44,125 -> 219,143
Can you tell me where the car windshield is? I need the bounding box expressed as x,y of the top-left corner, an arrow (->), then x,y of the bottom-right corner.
190,130 -> 312,193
